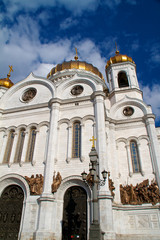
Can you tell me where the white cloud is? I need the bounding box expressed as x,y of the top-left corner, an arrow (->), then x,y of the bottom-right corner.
1,0 -> 137,21
142,84 -> 160,123
1,0 -> 99,20
0,15 -> 107,83
33,64 -> 55,77
60,17 -> 78,30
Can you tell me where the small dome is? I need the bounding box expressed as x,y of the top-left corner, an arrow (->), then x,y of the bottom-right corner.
106,50 -> 135,69
0,77 -> 14,89
47,60 -> 104,81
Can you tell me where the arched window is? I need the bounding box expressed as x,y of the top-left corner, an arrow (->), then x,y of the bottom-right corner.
26,127 -> 37,162
72,122 -> 81,158
3,130 -> 15,163
130,140 -> 140,173
118,71 -> 129,88
14,128 -> 25,163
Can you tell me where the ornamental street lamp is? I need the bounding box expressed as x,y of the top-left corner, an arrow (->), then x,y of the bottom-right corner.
81,136 -> 108,240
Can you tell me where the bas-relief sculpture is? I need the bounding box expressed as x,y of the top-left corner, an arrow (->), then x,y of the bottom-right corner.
52,172 -> 62,193
120,179 -> 160,205
25,174 -> 44,195
25,172 -> 62,195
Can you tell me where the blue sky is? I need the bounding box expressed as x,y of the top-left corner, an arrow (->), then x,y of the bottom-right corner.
0,0 -> 160,125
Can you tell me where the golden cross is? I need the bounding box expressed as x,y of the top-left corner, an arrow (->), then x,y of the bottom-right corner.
7,65 -> 13,79
74,47 -> 78,60
90,136 -> 97,148
9,65 -> 13,74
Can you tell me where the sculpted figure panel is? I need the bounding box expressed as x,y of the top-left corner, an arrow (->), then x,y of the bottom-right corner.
120,179 -> 160,205
52,172 -> 62,193
25,174 -> 44,195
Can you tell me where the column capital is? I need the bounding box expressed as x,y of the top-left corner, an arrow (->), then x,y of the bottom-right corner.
48,98 -> 61,108
91,91 -> 105,100
143,114 -> 155,123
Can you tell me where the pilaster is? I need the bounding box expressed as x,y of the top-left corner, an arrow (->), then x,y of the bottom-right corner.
0,132 -> 8,164
144,115 -> 160,189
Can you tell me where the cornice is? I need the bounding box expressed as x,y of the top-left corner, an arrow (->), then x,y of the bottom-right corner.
0,103 -> 48,114
108,88 -> 142,99
112,203 -> 160,211
105,116 -> 144,125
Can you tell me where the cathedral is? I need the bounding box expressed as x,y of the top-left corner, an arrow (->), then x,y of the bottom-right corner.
0,49 -> 160,240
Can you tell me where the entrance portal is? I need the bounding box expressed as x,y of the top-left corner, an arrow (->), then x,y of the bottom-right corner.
0,185 -> 24,240
62,186 -> 87,240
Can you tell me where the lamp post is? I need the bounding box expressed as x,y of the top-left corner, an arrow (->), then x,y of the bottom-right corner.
81,137 -> 108,240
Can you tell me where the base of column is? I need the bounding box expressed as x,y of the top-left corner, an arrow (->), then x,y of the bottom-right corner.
33,231 -> 56,240
103,232 -> 116,240
89,223 -> 103,240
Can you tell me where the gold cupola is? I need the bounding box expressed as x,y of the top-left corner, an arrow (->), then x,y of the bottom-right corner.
47,48 -> 104,81
106,49 -> 135,69
0,65 -> 14,89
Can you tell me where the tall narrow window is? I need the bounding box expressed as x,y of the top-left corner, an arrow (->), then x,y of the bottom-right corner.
118,71 -> 129,88
130,140 -> 140,173
14,128 -> 25,163
72,122 -> 81,158
3,130 -> 15,163
26,127 -> 36,162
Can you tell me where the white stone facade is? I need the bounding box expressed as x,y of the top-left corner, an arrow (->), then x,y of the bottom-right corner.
0,59 -> 160,240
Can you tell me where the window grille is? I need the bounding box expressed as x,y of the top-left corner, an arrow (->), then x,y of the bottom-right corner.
130,140 -> 140,173
26,127 -> 36,162
72,122 -> 81,158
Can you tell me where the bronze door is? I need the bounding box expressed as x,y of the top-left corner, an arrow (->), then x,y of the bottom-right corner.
62,186 -> 87,240
0,185 -> 24,240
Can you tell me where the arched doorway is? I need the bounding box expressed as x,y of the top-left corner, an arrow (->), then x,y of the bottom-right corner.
0,185 -> 24,240
62,186 -> 87,240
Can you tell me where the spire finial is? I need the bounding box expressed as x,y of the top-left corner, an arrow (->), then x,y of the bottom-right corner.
115,42 -> 119,55
74,47 -> 78,60
7,65 -> 13,79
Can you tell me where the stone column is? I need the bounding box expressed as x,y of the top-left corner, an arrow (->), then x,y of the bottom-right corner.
9,131 -> 18,166
144,115 -> 160,189
0,132 -> 8,164
42,99 -> 60,194
91,91 -> 109,191
34,99 -> 60,240
91,91 -> 114,238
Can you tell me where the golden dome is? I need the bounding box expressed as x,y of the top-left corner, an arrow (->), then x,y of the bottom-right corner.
0,66 -> 14,89
0,77 -> 14,89
106,50 -> 135,69
47,60 -> 104,81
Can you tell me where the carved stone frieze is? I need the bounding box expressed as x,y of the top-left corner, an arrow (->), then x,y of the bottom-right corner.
25,174 -> 44,195
120,179 -> 160,205
52,172 -> 62,193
